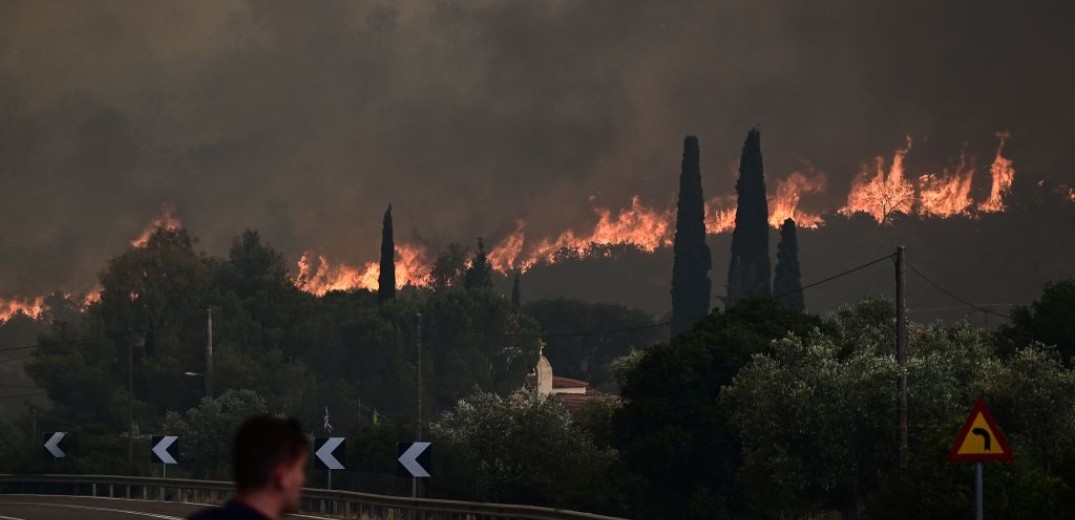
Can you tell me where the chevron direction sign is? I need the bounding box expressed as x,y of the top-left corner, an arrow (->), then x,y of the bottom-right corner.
314,437 -> 346,470
43,432 -> 66,459
151,435 -> 179,464
398,441 -> 431,478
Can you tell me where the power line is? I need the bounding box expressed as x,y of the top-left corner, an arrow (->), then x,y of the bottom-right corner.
777,252 -> 895,299
905,261 -> 1010,319
908,304 -> 1027,314
519,252 -> 896,339
0,391 -> 45,400
0,336 -> 100,353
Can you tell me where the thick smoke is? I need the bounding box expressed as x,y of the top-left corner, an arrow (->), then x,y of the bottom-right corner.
0,0 -> 1072,299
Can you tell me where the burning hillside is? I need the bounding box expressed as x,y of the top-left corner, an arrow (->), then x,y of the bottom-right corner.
3,130 -> 1067,314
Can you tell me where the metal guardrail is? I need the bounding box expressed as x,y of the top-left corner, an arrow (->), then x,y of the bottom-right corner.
0,474 -> 629,520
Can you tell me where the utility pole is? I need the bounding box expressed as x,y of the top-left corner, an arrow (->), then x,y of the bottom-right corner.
206,308 -> 213,397
413,312 -> 423,501
128,337 -> 135,474
896,245 -> 908,468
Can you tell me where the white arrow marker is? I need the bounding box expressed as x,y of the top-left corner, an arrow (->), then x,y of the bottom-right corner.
44,432 -> 66,458
399,441 -> 431,478
153,436 -> 178,464
316,437 -> 345,470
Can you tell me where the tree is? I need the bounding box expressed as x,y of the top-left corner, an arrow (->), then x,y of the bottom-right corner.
378,205 -> 395,304
430,242 -> 469,290
773,218 -> 804,310
613,298 -> 821,520
983,345 -> 1075,476
524,298 -> 659,391
670,135 -> 712,336
720,299 -> 1075,519
0,420 -> 21,472
430,391 -> 615,511
996,280 -> 1075,363
464,238 -> 493,289
421,288 -> 541,410
29,227 -> 213,429
162,389 -> 268,479
511,271 -> 521,308
727,128 -> 771,304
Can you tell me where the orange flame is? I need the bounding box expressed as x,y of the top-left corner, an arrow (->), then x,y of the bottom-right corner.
840,132 -> 1015,222
704,194 -> 738,234
487,196 -> 674,272
82,287 -> 103,308
917,151 -> 975,218
131,203 -> 182,247
4,132 -> 1026,303
768,170 -> 827,228
293,244 -> 431,295
840,137 -> 916,224
978,131 -> 1015,213
488,221 -> 527,273
0,296 -> 45,322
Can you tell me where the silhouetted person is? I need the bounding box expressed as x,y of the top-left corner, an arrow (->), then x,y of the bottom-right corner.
188,416 -> 309,520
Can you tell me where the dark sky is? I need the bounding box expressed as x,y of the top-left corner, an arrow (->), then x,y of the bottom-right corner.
1,0 -> 1072,297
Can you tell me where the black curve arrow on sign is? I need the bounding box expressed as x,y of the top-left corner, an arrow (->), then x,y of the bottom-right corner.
971,427 -> 992,451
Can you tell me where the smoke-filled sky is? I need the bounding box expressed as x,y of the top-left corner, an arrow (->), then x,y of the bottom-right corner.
1,0 -> 1073,297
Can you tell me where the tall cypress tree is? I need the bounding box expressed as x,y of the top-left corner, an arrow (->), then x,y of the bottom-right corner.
671,135 -> 712,336
511,271 -> 521,308
727,128 -> 771,304
773,218 -> 804,310
377,204 -> 395,303
464,237 -> 493,289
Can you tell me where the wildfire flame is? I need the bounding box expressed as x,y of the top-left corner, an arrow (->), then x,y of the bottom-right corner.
918,151 -> 975,218
0,296 -> 45,322
840,137 -> 915,224
131,203 -> 183,247
978,131 -> 1015,213
82,287 -> 102,308
1,132 -> 1029,304
768,170 -> 827,228
2,205 -> 180,322
293,244 -> 431,295
840,132 -> 1016,223
704,195 -> 738,235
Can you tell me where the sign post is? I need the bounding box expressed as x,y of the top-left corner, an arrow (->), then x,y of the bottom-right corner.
314,437 -> 346,489
948,398 -> 1013,519
151,435 -> 179,500
399,442 -> 431,520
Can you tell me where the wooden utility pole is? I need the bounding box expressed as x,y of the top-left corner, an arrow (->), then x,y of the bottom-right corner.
206,308 -> 213,397
128,338 -> 134,473
414,312 -> 423,500
896,245 -> 908,468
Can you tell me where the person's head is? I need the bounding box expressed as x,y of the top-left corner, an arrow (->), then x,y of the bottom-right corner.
232,416 -> 309,513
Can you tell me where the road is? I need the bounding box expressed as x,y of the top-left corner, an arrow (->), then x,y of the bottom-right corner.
0,495 -> 331,519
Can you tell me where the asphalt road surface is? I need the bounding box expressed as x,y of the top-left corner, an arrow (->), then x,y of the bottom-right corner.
0,495 -> 331,519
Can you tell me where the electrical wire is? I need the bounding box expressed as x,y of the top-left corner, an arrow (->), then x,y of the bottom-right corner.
517,252 -> 896,339
0,336 -> 100,353
905,260 -> 1010,319
0,391 -> 45,400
